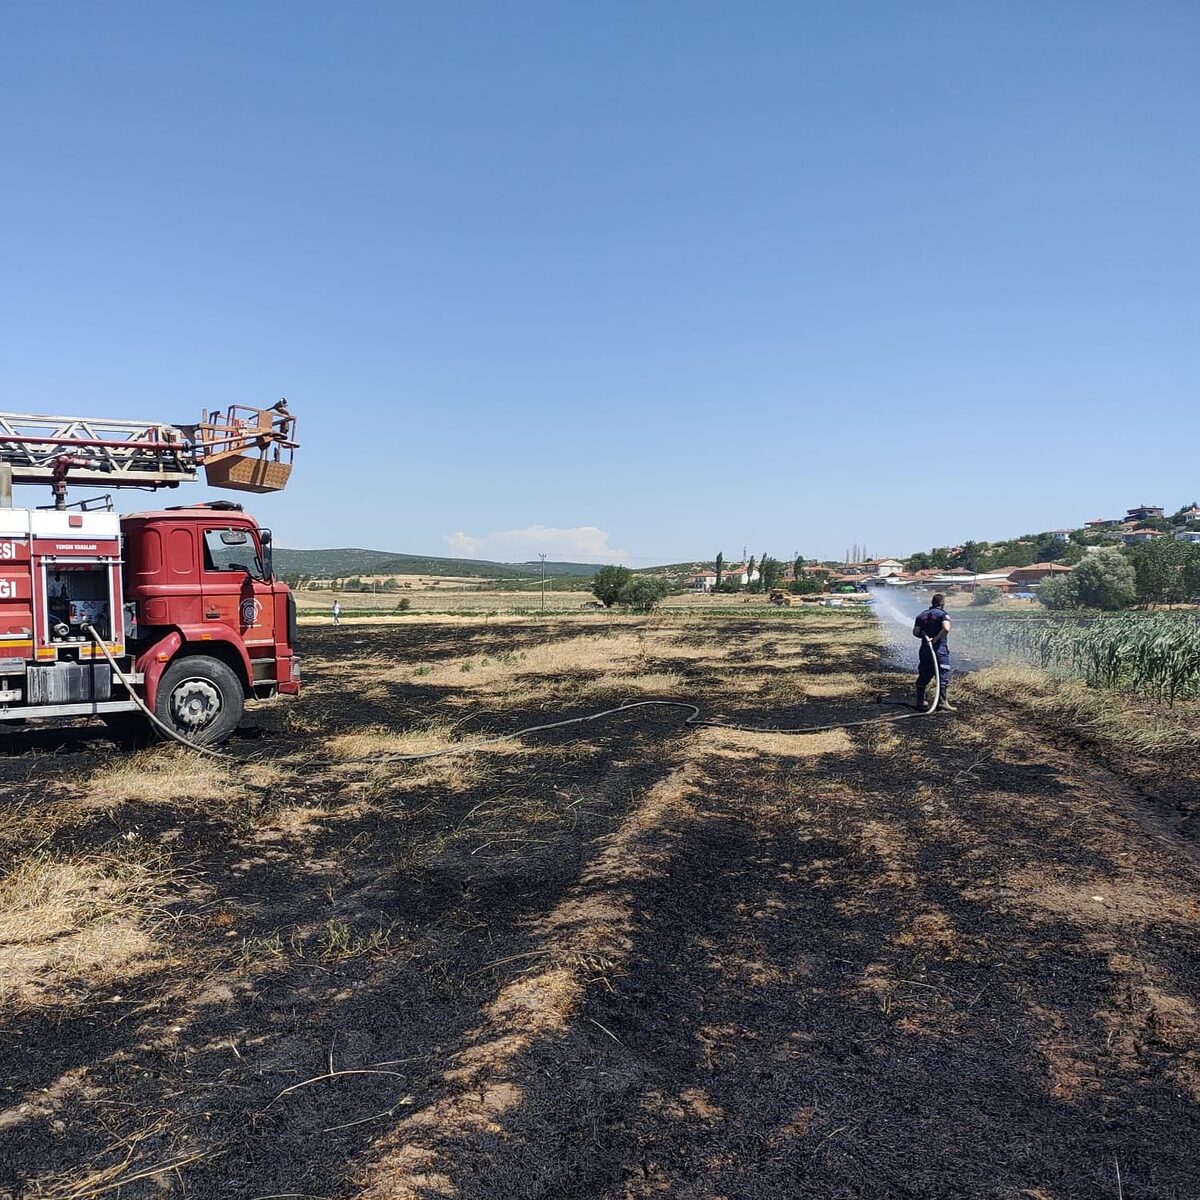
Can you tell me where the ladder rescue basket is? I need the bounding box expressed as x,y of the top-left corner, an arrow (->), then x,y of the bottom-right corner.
194,402 -> 298,495
202,455 -> 293,493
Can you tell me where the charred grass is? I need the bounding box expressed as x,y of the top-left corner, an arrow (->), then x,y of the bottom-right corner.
1,613 -> 1198,1198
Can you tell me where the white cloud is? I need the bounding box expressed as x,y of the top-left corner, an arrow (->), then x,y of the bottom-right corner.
443,525 -> 631,564
444,531 -> 487,556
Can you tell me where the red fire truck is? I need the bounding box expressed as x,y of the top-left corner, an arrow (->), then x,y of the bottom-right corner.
0,404 -> 300,745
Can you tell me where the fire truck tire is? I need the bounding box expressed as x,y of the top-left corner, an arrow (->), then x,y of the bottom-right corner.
153,656 -> 245,745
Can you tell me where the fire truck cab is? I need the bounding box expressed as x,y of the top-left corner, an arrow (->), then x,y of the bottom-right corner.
0,502 -> 299,744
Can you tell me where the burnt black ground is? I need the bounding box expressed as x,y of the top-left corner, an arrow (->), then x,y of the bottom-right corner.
1,617 -> 1198,1199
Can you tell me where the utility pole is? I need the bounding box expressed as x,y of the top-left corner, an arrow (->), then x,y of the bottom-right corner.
539,553 -> 547,614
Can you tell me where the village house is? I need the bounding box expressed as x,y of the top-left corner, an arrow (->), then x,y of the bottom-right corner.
1122,528 -> 1165,546
1124,505 -> 1164,525
1005,563 -> 1075,588
1084,518 -> 1121,529
941,570 -> 1017,590
1174,530 -> 1200,545
688,562 -> 760,591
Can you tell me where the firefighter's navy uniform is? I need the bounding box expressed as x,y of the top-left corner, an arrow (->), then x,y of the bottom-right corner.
914,604 -> 951,706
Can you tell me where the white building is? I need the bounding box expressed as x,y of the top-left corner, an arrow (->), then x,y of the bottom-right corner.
690,562 -> 762,589
929,570 -> 1014,589
1175,530 -> 1200,544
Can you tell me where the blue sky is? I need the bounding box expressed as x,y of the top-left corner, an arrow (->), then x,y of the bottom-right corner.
2,2 -> 1197,564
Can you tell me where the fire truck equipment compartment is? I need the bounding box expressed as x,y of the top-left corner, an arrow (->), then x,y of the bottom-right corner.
27,662 -> 112,704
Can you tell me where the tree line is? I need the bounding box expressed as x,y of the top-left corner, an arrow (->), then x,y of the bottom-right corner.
1039,539 -> 1200,611
712,551 -> 823,596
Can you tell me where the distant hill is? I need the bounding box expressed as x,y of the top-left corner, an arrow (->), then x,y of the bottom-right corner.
273,547 -> 611,580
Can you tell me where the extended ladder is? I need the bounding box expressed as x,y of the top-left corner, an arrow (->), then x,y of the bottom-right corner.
0,402 -> 297,494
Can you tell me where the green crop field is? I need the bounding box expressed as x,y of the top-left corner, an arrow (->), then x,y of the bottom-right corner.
968,613 -> 1200,705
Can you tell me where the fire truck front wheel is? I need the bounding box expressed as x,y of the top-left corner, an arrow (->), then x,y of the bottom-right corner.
154,656 -> 245,745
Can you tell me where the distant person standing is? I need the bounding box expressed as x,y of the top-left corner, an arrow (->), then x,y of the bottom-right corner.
912,592 -> 955,711
332,598 -> 341,627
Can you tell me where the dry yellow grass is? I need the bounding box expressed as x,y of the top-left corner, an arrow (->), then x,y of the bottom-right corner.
0,850 -> 168,1007
314,720 -> 536,796
403,632 -> 652,688
321,719 -> 528,761
86,749 -> 285,808
695,725 -> 854,759
577,670 -> 686,698
962,663 -> 1200,755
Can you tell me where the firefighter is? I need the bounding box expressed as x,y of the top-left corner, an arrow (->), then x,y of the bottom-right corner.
912,592 -> 956,712
332,598 -> 341,627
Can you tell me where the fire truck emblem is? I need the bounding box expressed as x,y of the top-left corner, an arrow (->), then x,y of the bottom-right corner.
239,597 -> 262,627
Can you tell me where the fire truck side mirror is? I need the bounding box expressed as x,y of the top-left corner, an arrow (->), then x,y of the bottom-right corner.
260,528 -> 274,583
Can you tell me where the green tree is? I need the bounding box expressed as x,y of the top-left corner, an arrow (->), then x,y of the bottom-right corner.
1073,553 -> 1136,610
591,565 -> 633,608
752,550 -> 768,593
1183,543 -> 1200,599
1137,515 -> 1172,532
1058,541 -> 1086,566
746,555 -> 757,587
1032,533 -> 1068,562
1128,539 -> 1188,605
1037,573 -> 1080,610
971,585 -> 1003,607
715,551 -> 724,591
759,556 -> 783,592
619,575 -> 670,612
793,554 -> 804,581
953,540 -> 983,571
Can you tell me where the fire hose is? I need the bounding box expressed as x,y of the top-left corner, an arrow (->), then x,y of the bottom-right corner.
84,626 -> 942,765
83,625 -> 233,761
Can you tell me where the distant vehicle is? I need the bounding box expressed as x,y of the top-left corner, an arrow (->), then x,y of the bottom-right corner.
820,595 -> 874,609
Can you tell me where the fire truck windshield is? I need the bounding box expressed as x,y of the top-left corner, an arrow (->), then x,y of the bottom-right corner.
202,528 -> 263,579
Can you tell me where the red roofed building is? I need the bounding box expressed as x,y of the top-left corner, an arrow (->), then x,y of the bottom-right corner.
1122,528 -> 1165,546
1007,563 -> 1075,587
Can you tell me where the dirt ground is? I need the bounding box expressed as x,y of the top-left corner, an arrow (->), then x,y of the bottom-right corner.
2,613 -> 1199,1199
